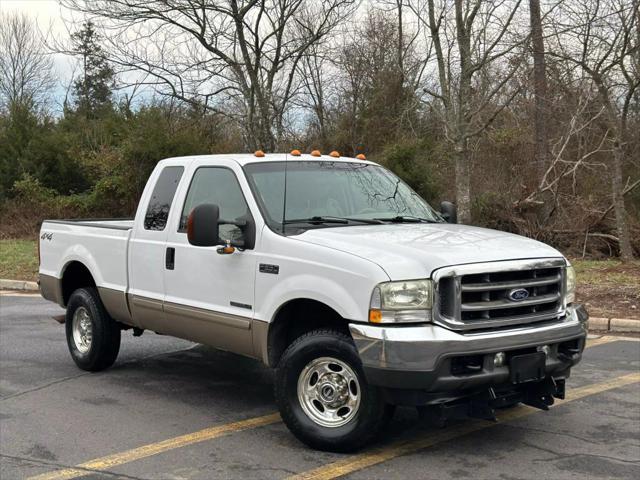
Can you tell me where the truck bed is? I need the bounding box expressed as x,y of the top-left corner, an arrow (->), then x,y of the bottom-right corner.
39,218 -> 134,295
44,218 -> 134,230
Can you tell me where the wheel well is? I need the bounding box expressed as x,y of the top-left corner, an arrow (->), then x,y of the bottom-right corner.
61,262 -> 96,306
267,299 -> 351,367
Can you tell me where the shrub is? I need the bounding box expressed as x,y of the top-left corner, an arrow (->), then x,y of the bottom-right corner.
0,174 -> 93,239
377,140 -> 443,204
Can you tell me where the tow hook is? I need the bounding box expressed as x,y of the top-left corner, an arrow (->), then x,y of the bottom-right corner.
418,391 -> 498,426
419,378 -> 566,427
523,378 -> 565,410
558,346 -> 582,362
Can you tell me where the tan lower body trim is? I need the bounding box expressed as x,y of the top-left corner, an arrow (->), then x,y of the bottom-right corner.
128,294 -> 256,359
251,319 -> 270,365
164,303 -> 251,330
39,274 -> 63,306
163,301 -> 254,357
128,294 -> 162,329
98,287 -> 133,325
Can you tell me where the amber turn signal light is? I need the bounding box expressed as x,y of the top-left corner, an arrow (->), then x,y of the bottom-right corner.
217,245 -> 235,255
329,151 -> 340,158
369,309 -> 383,323
310,150 -> 321,157
290,149 -> 301,156
356,153 -> 366,160
254,150 -> 265,157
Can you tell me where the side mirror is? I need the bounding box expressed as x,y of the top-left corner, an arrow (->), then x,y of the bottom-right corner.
187,204 -> 220,246
440,201 -> 457,224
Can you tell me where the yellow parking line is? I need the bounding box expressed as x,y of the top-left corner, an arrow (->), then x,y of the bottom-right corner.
0,291 -> 41,297
587,336 -> 620,348
287,372 -> 640,480
27,413 -> 281,480
27,334 -> 627,480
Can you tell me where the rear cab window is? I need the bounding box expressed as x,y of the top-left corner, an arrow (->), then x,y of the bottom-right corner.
144,166 -> 184,231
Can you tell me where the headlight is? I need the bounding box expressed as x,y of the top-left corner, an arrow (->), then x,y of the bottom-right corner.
369,279 -> 432,324
565,265 -> 576,304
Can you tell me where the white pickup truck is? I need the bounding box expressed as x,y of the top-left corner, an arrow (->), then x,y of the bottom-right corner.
39,152 -> 588,451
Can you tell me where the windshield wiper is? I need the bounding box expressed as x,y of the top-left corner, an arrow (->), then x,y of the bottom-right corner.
373,215 -> 438,223
338,217 -> 385,224
283,216 -> 384,225
283,216 -> 348,225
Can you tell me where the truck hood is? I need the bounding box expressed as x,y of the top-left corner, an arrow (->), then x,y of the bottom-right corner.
296,223 -> 565,280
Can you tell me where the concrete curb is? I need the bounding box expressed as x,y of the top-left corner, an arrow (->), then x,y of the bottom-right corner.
0,279 -> 39,292
590,316 -> 640,333
610,318 -> 640,333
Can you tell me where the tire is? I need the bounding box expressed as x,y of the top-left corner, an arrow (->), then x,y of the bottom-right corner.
65,287 -> 121,372
274,329 -> 391,452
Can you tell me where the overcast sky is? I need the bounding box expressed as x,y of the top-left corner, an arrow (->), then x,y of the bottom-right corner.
0,0 -> 149,113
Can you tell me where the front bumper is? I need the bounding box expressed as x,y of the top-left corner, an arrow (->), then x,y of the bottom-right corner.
349,304 -> 588,396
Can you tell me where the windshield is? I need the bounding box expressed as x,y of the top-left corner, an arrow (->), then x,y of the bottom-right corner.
243,161 -> 442,233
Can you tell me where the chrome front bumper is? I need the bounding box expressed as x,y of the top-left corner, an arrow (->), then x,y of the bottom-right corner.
349,304 -> 588,393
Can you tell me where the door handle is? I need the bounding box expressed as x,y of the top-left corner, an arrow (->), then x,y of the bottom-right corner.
165,247 -> 175,270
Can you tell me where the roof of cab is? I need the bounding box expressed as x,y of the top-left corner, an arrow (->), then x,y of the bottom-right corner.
157,153 -> 378,167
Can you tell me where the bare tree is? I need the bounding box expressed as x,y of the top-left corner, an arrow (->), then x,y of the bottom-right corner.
328,6 -> 430,154
60,0 -> 356,150
528,0 -> 548,183
0,12 -> 54,111
519,93 -> 609,208
548,0 -> 638,259
408,0 -> 527,223
297,45 -> 334,148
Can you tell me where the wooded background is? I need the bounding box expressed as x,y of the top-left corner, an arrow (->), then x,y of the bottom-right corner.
1,0 -> 638,259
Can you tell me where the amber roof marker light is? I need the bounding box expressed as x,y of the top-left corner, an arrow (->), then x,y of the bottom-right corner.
310,150 -> 321,157
290,149 -> 301,156
356,153 -> 366,160
329,151 -> 340,158
254,150 -> 265,157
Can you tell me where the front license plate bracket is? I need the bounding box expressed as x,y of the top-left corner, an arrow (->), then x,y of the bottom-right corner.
510,352 -> 546,384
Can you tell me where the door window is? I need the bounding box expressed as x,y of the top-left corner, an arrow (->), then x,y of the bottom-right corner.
179,167 -> 250,242
144,166 -> 184,231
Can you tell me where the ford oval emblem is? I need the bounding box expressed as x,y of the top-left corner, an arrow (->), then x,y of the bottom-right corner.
508,288 -> 530,301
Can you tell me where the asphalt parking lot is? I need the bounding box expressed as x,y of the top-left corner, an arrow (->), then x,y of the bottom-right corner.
1,293 -> 639,480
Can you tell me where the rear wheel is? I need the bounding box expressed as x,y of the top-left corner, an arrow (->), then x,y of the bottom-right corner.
275,329 -> 390,452
65,287 -> 121,371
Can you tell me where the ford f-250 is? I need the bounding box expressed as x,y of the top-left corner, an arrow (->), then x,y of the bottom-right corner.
39,152 -> 588,452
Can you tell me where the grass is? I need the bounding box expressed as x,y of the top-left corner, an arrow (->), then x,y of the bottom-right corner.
571,259 -> 640,287
0,239 -> 39,282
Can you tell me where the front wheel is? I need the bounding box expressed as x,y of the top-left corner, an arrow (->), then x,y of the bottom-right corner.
65,287 -> 121,371
274,329 -> 390,452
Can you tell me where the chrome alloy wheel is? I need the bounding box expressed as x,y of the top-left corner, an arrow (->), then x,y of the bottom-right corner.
297,357 -> 361,428
72,306 -> 93,354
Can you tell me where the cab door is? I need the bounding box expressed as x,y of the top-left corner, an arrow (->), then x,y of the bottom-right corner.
162,162 -> 258,356
128,164 -> 184,328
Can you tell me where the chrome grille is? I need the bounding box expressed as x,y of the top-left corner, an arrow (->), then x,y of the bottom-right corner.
434,259 -> 567,331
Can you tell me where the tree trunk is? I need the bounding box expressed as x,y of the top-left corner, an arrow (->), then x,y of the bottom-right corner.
396,0 -> 404,85
611,145 -> 634,260
453,0 -> 473,224
454,139 -> 472,223
593,77 -> 635,261
529,0 -> 549,183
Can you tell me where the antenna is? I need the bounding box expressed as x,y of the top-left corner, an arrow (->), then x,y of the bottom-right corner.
281,151 -> 288,235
